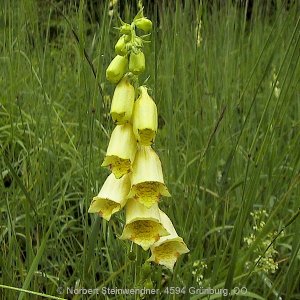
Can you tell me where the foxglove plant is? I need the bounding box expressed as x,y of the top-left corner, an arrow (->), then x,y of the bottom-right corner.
89,7 -> 189,271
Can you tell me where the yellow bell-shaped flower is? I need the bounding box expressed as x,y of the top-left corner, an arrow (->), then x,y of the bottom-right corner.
120,198 -> 170,250
88,173 -> 130,221
101,123 -> 137,178
132,87 -> 158,146
127,145 -> 170,208
148,210 -> 190,271
110,77 -> 135,125
106,55 -> 128,84
129,50 -> 145,75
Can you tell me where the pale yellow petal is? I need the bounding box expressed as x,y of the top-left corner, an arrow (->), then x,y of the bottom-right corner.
148,210 -> 189,270
110,77 -> 135,124
106,55 -> 128,84
132,87 -> 157,146
88,173 -> 131,221
127,146 -> 170,207
88,199 -> 120,221
102,124 -> 137,178
120,199 -> 170,250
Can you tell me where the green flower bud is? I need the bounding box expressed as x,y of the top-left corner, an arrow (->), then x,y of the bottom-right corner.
129,51 -> 145,75
124,34 -> 131,42
134,17 -> 152,32
120,23 -> 132,34
115,35 -> 127,56
106,55 -> 128,84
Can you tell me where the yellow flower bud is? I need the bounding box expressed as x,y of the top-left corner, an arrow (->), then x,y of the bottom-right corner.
127,145 -> 170,208
129,51 -> 145,75
115,35 -> 128,56
106,55 -> 128,84
88,173 -> 130,221
101,124 -> 137,178
134,17 -> 152,32
120,199 -> 170,250
148,210 -> 190,270
110,77 -> 135,124
132,86 -> 158,145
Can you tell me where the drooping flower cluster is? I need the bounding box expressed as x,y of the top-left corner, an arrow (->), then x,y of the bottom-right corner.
89,9 -> 189,271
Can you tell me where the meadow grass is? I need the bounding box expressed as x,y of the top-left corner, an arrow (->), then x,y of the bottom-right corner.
0,0 -> 299,299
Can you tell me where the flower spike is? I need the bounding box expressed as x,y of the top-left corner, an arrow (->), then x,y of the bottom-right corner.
95,8 -> 189,266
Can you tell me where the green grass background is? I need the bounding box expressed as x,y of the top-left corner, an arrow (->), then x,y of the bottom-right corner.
0,0 -> 299,299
